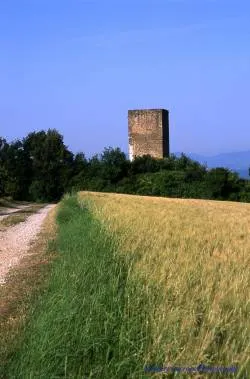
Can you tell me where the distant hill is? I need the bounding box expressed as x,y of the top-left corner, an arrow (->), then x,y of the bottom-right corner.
174,151 -> 250,179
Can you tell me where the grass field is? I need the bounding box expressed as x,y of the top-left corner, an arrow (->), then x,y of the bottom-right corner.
2,192 -> 249,378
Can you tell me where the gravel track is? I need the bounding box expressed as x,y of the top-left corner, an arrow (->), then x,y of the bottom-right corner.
0,205 -> 55,285
0,205 -> 31,220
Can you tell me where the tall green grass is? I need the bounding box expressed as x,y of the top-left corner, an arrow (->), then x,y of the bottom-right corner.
4,195 -> 154,378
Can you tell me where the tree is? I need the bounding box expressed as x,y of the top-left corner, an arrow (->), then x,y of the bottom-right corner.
205,167 -> 240,200
73,153 -> 88,176
100,147 -> 129,184
0,138 -> 8,196
0,139 -> 32,199
70,153 -> 89,191
23,129 -> 73,201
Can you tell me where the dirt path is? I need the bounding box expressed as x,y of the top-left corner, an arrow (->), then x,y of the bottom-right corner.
0,205 -> 31,220
0,205 -> 55,285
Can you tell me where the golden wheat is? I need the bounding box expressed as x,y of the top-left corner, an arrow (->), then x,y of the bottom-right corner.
79,192 -> 250,375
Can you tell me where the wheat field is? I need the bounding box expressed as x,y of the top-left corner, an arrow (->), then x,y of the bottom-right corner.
79,192 -> 250,376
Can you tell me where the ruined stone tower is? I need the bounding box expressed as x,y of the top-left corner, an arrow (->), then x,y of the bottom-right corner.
128,109 -> 169,160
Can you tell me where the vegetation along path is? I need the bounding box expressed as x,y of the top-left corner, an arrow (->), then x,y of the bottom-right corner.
0,204 -> 55,285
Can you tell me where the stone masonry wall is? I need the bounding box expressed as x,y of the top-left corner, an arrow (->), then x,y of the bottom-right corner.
128,109 -> 169,160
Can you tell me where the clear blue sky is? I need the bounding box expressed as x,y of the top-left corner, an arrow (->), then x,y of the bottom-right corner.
1,0 -> 250,157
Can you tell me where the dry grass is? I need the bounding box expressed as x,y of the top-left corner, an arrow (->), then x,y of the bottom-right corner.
0,205 -> 57,375
79,191 -> 250,375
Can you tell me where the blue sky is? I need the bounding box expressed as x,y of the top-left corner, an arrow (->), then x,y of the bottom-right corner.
0,0 -> 250,157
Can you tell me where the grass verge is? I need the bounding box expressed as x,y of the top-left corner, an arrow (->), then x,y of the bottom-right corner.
3,195 -> 156,378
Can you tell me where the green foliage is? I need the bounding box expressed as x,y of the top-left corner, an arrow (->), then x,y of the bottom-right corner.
23,129 -> 74,201
134,170 -> 211,199
0,130 -> 74,201
100,147 -> 129,183
205,168 -> 241,200
115,177 -> 137,194
0,139 -> 32,199
0,138 -> 8,196
73,152 -> 88,176
129,155 -> 161,174
239,181 -> 250,202
1,132 -> 249,203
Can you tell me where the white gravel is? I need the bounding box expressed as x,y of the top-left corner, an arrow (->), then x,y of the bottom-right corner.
0,205 -> 55,285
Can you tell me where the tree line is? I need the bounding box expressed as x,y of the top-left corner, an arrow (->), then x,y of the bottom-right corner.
0,129 -> 249,202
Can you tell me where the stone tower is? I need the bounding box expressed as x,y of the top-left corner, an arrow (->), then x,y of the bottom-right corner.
128,109 -> 169,160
